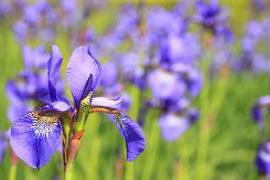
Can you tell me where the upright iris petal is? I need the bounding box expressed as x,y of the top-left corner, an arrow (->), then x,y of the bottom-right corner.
66,46 -> 101,108
47,45 -> 63,101
10,108 -> 62,168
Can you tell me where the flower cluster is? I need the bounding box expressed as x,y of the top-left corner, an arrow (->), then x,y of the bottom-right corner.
80,3 -> 205,141
252,96 -> 270,176
235,18 -> 270,73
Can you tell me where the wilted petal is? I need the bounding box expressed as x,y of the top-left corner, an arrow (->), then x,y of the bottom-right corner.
91,97 -> 122,109
10,109 -> 62,168
108,115 -> 145,161
47,45 -> 63,101
66,46 -> 101,108
159,113 -> 189,141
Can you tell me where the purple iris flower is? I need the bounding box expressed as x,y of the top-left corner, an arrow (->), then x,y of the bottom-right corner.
252,96 -> 270,125
6,80 -> 30,122
256,140 -> 270,176
159,34 -> 201,67
194,0 -> 222,29
147,69 -> 186,100
23,46 -> 50,70
101,62 -> 118,87
0,1 -> 12,17
60,0 -> 79,28
10,45 -> 145,168
13,21 -> 29,43
159,113 -> 190,141
186,69 -> 203,97
246,21 -> 263,40
252,0 -> 267,11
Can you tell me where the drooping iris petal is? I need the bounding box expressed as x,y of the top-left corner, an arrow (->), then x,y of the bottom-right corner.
66,46 -> 101,108
47,45 -> 63,101
91,97 -> 122,109
158,113 -> 189,141
109,115 -> 145,161
10,109 -> 62,168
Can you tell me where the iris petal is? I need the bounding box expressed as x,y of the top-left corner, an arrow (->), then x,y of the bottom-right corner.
66,46 -> 101,108
91,97 -> 122,109
10,109 -> 62,168
109,115 -> 145,161
47,45 -> 63,101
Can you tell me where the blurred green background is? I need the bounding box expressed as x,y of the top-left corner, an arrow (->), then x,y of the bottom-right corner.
0,0 -> 269,179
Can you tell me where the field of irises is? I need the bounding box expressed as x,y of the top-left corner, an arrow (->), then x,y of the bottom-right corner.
1,0 -> 270,179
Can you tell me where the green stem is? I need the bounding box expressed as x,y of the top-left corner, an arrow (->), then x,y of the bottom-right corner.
8,165 -> 17,180
64,164 -> 73,180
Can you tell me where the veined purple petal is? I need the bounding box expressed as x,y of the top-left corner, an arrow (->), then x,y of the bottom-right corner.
66,46 -> 101,108
10,109 -> 62,168
91,97 -> 122,109
47,45 -> 63,101
107,115 -> 145,161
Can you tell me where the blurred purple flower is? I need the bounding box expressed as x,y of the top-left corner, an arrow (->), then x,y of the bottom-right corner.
256,140 -> 270,176
252,0 -> 267,11
13,21 -> 29,43
159,34 -> 201,66
251,96 -> 270,126
148,69 -> 186,100
159,113 -> 190,141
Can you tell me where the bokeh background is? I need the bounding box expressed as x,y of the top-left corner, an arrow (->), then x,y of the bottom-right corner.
0,0 -> 270,179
